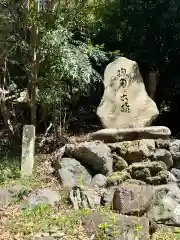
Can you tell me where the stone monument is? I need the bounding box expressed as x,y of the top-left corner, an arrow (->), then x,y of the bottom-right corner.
97,57 -> 159,128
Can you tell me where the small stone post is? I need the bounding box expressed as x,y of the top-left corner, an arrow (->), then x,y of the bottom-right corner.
21,125 -> 35,177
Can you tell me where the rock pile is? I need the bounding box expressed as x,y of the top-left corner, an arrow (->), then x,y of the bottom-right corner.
54,126 -> 180,239
52,57 -> 180,239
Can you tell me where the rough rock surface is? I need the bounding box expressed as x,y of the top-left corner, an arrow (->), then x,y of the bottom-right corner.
167,171 -> 177,183
155,139 -> 170,150
69,186 -> 102,210
171,168 -> 180,180
152,149 -> 173,169
170,140 -> 180,168
65,141 -> 113,175
83,211 -> 150,240
124,179 -> 147,185
91,174 -> 107,188
91,126 -> 171,142
106,170 -> 131,187
56,158 -> 92,189
21,188 -> 61,209
170,139 -> 180,160
0,188 -> 17,205
128,161 -> 169,184
151,231 -> 179,240
112,153 -> 128,171
169,168 -> 180,189
97,56 -> 159,128
0,184 -> 29,205
112,182 -> 155,216
146,183 -> 180,226
109,139 -> 155,163
51,127 -> 180,238
153,224 -> 180,233
0,184 -> 61,210
100,187 -> 115,207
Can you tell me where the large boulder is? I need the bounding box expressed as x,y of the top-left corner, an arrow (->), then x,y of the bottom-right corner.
146,183 -> 180,226
83,211 -> 150,240
0,184 -> 29,205
56,158 -> 92,189
128,161 -> 169,185
106,170 -> 131,187
112,182 -> 155,216
91,126 -> 171,143
170,168 -> 180,187
171,168 -> 180,180
109,139 -> 155,163
21,188 -> 61,209
100,187 -> 115,207
152,149 -> 173,170
91,174 -> 107,188
155,139 -> 170,150
170,140 -> 180,168
69,186 -> 101,210
64,141 -> 113,175
97,57 -> 159,129
128,161 -> 167,174
0,188 -> 18,205
167,171 -> 177,183
112,153 -> 128,171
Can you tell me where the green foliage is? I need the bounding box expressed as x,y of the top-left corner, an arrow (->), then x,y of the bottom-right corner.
20,203 -> 51,218
1,0 -> 180,133
13,188 -> 29,203
0,0 -> 110,130
95,0 -> 180,69
0,156 -> 20,184
39,15 -> 108,106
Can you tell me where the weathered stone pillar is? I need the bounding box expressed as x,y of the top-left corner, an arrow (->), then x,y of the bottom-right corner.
21,125 -> 35,176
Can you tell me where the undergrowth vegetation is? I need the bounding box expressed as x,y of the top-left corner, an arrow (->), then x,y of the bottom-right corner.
0,155 -> 179,240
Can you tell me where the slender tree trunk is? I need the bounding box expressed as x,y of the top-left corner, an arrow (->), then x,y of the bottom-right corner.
0,58 -> 14,135
147,71 -> 159,100
30,23 -> 38,126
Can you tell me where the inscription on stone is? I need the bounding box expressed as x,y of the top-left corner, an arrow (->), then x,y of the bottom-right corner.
97,56 -> 159,128
117,68 -> 127,77
120,92 -> 130,113
117,68 -> 131,113
109,68 -> 131,113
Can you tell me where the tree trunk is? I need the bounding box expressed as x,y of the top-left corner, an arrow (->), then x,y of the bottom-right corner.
0,58 -> 14,135
30,24 -> 38,126
146,71 -> 160,100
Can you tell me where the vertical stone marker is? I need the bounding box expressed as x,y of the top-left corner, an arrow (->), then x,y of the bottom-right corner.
21,125 -> 35,177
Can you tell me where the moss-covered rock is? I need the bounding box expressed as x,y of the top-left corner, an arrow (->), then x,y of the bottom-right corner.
106,170 -> 131,187
112,153 -> 128,171
152,231 -> 178,240
131,168 -> 151,180
113,139 -> 155,163
146,170 -> 169,185
128,161 -> 168,185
